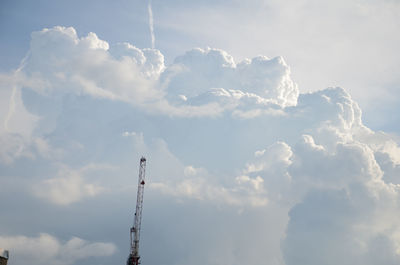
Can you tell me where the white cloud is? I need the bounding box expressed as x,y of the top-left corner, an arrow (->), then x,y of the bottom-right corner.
33,164 -> 107,205
246,142 -> 293,174
1,26 -> 400,265
151,161 -> 268,207
24,26 -> 163,107
163,48 -> 298,108
156,0 -> 400,117
0,133 -> 32,164
0,233 -> 116,265
9,27 -> 300,121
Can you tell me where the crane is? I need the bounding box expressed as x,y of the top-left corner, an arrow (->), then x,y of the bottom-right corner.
127,157 -> 147,265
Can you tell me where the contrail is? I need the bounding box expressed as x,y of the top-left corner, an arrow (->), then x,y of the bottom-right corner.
147,0 -> 155,49
4,52 -> 29,132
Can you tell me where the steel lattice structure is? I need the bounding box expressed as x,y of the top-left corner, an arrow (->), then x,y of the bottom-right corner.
127,157 -> 147,265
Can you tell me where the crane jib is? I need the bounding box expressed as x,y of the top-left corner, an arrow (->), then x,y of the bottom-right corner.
128,157 -> 147,265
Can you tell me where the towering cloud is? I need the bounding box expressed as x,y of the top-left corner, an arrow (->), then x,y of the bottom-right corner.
1,26 -> 400,265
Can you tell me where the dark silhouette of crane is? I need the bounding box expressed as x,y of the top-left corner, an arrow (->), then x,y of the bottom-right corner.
127,157 -> 147,265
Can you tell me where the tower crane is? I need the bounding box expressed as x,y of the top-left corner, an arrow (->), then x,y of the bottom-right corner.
127,157 -> 147,265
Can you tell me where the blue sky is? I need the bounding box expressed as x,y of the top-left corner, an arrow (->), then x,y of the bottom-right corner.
1,1 -> 400,265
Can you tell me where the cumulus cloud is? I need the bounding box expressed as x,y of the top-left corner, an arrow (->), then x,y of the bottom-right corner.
10,27 -> 300,120
22,26 -> 164,110
163,48 -> 298,110
0,233 -> 116,265
1,26 -> 400,265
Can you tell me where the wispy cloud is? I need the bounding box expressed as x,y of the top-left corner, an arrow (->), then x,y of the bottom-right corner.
147,0 -> 155,48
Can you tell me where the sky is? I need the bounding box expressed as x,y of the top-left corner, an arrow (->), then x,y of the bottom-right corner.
0,1 -> 400,265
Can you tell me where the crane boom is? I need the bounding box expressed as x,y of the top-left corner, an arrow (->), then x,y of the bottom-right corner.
127,157 -> 147,265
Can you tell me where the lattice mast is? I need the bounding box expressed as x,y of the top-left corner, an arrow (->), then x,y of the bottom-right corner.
127,157 -> 147,265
